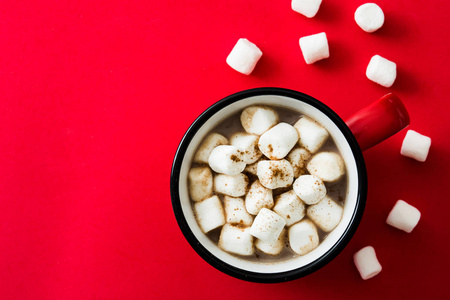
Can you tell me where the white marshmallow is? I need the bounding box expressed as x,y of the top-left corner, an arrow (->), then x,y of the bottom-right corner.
241,106 -> 279,135
257,159 -> 295,189
353,246 -> 382,280
307,196 -> 343,232
289,219 -> 319,255
354,3 -> 385,33
287,147 -> 311,178
386,200 -> 421,233
214,173 -> 249,197
230,132 -> 263,164
188,167 -> 213,202
194,133 -> 228,164
299,32 -> 329,64
291,0 -> 322,18
307,151 -> 345,182
226,38 -> 263,75
223,196 -> 254,226
255,228 -> 286,256
366,55 -> 397,87
244,158 -> 265,176
208,145 -> 246,175
294,116 -> 329,153
293,175 -> 326,205
273,190 -> 306,226
194,195 -> 225,233
219,224 -> 254,256
245,180 -> 274,215
258,123 -> 299,159
250,208 -> 286,242
400,130 -> 431,162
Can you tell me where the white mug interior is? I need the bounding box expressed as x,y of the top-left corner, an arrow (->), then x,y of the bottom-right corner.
177,94 -> 360,274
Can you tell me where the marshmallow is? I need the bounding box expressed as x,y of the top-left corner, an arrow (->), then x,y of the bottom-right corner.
289,219 -> 319,255
250,208 -> 286,242
194,133 -> 229,164
244,158 -> 264,176
307,152 -> 345,182
366,55 -> 397,87
194,195 -> 225,233
307,196 -> 343,232
299,32 -> 329,64
208,145 -> 246,175
257,159 -> 294,189
230,132 -> 263,164
291,0 -> 322,18
400,130 -> 431,162
223,196 -> 254,226
273,190 -> 306,226
293,175 -> 326,205
214,173 -> 249,197
354,3 -> 385,33
255,228 -> 286,256
219,224 -> 254,256
294,116 -> 329,153
188,167 -> 213,202
258,123 -> 299,159
353,246 -> 382,280
241,106 -> 279,136
226,38 -> 263,75
286,147 -> 311,178
386,200 -> 421,233
245,180 -> 274,215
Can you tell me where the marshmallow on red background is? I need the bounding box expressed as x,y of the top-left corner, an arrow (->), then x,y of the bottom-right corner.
400,130 -> 431,162
386,200 -> 421,233
226,38 -> 263,75
291,0 -> 322,18
354,3 -> 385,33
366,55 -> 397,87
353,246 -> 382,280
299,32 -> 329,64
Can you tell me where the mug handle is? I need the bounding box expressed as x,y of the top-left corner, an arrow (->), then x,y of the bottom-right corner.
345,93 -> 410,151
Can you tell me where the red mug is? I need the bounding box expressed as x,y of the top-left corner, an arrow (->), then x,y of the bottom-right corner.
171,87 -> 409,283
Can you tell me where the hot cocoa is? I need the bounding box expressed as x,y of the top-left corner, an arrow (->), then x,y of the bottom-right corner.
189,105 -> 347,262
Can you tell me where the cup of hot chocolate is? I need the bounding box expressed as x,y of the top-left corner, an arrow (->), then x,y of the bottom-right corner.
170,87 -> 409,283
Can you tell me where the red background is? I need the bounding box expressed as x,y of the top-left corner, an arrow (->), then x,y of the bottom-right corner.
1,0 -> 449,299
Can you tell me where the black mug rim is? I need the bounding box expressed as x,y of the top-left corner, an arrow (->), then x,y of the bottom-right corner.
170,87 -> 367,283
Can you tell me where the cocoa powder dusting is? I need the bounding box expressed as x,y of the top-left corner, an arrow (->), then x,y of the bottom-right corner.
230,154 -> 241,163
